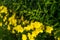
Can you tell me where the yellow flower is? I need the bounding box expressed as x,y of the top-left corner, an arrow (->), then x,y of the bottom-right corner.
0,22 -> 2,27
8,14 -> 17,26
30,21 -> 44,29
28,33 -> 31,39
34,22 -> 43,28
28,33 -> 35,40
24,25 -> 34,31
7,25 -> 11,30
58,37 -> 60,40
24,21 -> 44,32
31,28 -> 43,38
0,6 -> 8,14
13,25 -> 24,33
22,34 -> 27,40
32,30 -> 39,37
46,26 -> 53,33
30,38 -> 35,40
30,23 -> 35,30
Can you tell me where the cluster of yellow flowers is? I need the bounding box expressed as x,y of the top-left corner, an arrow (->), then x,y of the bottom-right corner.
14,21 -> 44,40
7,15 -> 44,40
0,6 -> 54,40
22,23 -> 53,40
8,21 -> 53,40
0,6 -> 8,27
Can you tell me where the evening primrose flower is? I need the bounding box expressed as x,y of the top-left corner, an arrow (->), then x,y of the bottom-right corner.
8,14 -> 17,26
33,22 -> 41,28
24,25 -> 34,31
28,33 -> 31,39
32,30 -> 40,37
46,26 -> 53,33
0,6 -> 8,14
31,28 -> 43,38
31,21 -> 43,29
24,21 -> 44,31
30,38 -> 35,40
13,25 -> 24,33
30,21 -> 44,30
22,34 -> 27,40
28,33 -> 35,40
24,26 -> 31,31
36,28 -> 44,33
